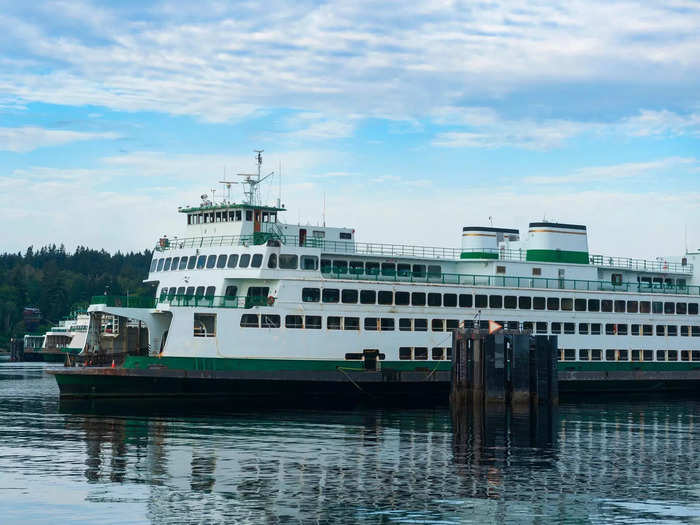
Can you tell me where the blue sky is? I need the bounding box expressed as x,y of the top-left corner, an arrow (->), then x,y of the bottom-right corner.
0,0 -> 698,257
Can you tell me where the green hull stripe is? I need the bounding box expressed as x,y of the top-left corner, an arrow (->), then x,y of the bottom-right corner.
122,356 -> 700,374
526,249 -> 589,264
460,252 -> 499,260
124,356 -> 452,373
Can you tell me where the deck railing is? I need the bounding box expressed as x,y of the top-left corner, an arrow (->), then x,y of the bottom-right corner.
153,234 -> 693,273
321,270 -> 700,296
90,295 -> 270,309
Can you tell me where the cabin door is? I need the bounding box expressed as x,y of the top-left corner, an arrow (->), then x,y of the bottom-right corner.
299,228 -> 307,246
254,210 -> 261,233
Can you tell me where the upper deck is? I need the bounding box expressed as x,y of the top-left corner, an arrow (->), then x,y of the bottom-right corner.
154,233 -> 694,276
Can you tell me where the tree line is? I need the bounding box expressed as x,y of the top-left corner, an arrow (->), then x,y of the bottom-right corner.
0,245 -> 153,348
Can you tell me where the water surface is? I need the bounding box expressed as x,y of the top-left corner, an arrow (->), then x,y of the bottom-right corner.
1,362 -> 698,523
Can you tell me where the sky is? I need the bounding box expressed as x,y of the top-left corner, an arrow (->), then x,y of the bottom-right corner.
0,0 -> 699,258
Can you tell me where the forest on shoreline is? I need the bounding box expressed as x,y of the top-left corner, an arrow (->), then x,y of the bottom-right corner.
0,245 -> 153,348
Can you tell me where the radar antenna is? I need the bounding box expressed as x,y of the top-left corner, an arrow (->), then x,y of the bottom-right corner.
232,149 -> 274,206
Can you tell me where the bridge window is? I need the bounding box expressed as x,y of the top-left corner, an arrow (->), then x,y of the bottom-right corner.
360,290 -> 376,304
239,254 -> 251,268
205,255 -> 216,269
216,255 -> 227,268
251,254 -> 263,268
163,257 -> 172,271
226,254 -> 238,268
267,253 -> 277,269
196,255 -> 206,269
178,257 -> 187,270
194,313 -> 216,337
301,256 -> 318,270
156,259 -> 165,272
150,259 -> 157,272
279,254 -> 298,269
340,232 -> 352,240
170,257 -> 180,270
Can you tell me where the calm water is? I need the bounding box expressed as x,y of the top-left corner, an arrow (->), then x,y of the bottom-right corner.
0,362 -> 699,524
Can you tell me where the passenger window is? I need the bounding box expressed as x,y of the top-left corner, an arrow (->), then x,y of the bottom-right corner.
380,318 -> 394,331
195,286 -> 205,297
547,297 -> 559,310
239,254 -> 251,268
533,297 -> 545,310
333,260 -> 348,274
320,259 -> 332,273
344,317 -> 360,330
305,316 -> 322,329
574,298 -> 586,311
205,286 -> 216,298
279,254 -> 298,269
171,257 -> 179,270
627,301 -> 638,313
217,254 -> 227,268
378,291 -> 393,305
322,289 -> 340,303
652,301 -> 663,314
349,261 -> 364,274
399,347 -> 412,360
444,294 -> 457,307
414,319 -> 428,331
286,315 -> 303,328
342,289 -> 358,303
504,296 -> 517,309
225,285 -> 238,297
432,319 -> 444,331
561,298 -> 573,311
185,286 -> 195,297
397,264 -> 411,276
240,314 -> 259,328
301,255 -> 318,270
551,322 -> 561,334
578,323 -> 588,335
164,258 -> 172,271
399,318 -> 412,331
475,295 -> 487,308
302,288 -> 320,302
381,263 -> 396,276
588,299 -> 600,312
365,262 -> 379,275
327,317 -> 342,330
364,318 -> 379,331
489,295 -> 502,308
395,291 -> 410,305
414,347 -> 428,360
459,294 -> 472,307
428,293 -> 442,307
689,303 -> 698,315
614,300 -> 625,313
359,290 -> 376,304
427,265 -> 441,278
206,255 -> 216,269
676,303 -> 687,314
664,302 -> 675,314
411,292 -> 426,306
251,254 -> 263,268
519,296 -> 531,309
412,265 -> 426,277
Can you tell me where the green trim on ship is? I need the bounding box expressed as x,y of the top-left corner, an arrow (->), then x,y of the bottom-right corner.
460,252 -> 499,260
526,249 -> 589,264
123,355 -> 452,373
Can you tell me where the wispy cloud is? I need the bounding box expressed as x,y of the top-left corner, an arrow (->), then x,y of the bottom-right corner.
0,126 -> 119,152
524,157 -> 698,184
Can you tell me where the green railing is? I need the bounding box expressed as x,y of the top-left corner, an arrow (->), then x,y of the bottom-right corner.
152,234 -> 693,274
321,271 -> 700,296
163,295 -> 269,308
91,295 -> 271,309
90,295 -> 157,308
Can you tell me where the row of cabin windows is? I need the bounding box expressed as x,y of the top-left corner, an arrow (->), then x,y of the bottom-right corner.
300,287 -> 700,315
187,210 -> 277,225
320,259 -> 442,278
560,349 -> 700,362
151,254 -> 318,273
238,314 -> 700,336
159,286 -> 268,301
398,347 -> 452,361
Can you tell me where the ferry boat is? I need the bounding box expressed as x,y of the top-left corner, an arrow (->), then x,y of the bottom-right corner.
24,312 -> 89,362
51,152 -> 700,399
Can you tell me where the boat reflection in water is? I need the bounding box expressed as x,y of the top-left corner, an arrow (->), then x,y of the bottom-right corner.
55,397 -> 698,523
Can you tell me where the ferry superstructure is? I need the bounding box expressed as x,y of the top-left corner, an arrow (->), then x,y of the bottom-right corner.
51,153 -> 700,398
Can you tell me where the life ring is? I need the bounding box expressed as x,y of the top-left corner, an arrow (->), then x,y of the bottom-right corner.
267,296 -> 275,306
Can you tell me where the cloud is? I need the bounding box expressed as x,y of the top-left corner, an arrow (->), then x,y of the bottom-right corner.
524,157 -> 698,184
0,1 -> 698,122
0,126 -> 119,152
